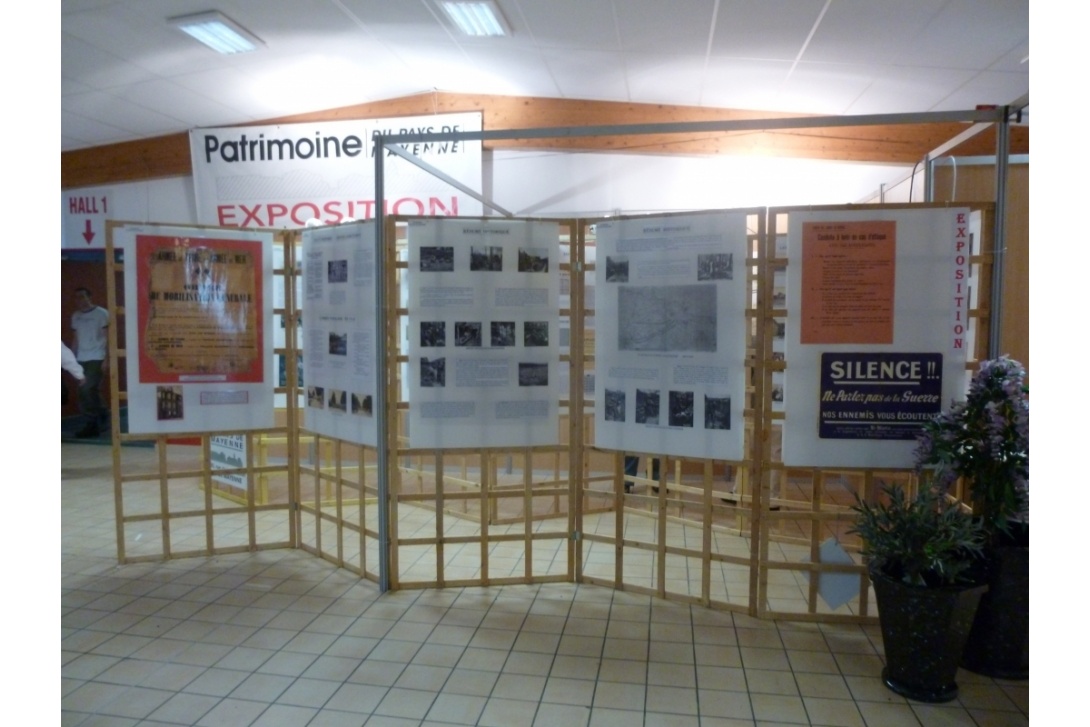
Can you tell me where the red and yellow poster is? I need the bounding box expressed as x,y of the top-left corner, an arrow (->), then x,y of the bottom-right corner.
135,234 -> 265,383
800,220 -> 896,344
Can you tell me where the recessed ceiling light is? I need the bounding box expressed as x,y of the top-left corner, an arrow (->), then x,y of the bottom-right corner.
437,1 -> 510,37
169,11 -> 264,54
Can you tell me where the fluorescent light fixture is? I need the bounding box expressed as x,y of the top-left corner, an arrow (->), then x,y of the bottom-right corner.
169,11 -> 264,54
437,1 -> 510,37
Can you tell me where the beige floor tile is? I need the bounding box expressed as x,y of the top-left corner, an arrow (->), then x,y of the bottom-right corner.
542,676 -> 596,706
802,696 -> 865,727
750,693 -> 809,724
426,692 -> 487,725
478,697 -> 539,727
533,702 -> 592,727
854,700 -> 924,727
745,669 -> 800,696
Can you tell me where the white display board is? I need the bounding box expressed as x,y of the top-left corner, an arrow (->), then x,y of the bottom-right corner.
301,222 -> 379,446
120,224 -> 276,434
781,207 -> 971,468
593,211 -> 751,461
406,218 -> 561,448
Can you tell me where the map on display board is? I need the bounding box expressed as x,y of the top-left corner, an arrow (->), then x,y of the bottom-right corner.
781,208 -> 972,468
405,218 -> 561,448
301,222 -> 380,446
120,225 -> 276,434
593,211 -> 750,461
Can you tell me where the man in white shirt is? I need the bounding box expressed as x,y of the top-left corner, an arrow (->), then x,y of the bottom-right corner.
71,287 -> 109,438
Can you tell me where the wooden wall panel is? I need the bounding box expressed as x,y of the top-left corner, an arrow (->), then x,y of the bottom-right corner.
61,93 -> 1028,189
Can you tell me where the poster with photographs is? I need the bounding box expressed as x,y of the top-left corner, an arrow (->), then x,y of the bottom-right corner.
120,224 -> 275,434
593,211 -> 750,461
300,221 -> 379,447
406,217 -> 561,448
781,208 -> 972,468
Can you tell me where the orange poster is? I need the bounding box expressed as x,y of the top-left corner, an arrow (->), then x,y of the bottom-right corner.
800,221 -> 896,344
135,234 -> 265,383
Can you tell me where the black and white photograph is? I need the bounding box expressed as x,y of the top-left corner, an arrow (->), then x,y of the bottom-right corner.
327,259 -> 348,282
697,253 -> 733,281
328,389 -> 347,412
669,390 -> 695,427
307,386 -> 325,408
523,321 -> 549,347
518,362 -> 549,386
604,389 -> 626,422
771,383 -> 784,402
156,385 -> 184,421
635,388 -> 660,425
773,319 -> 786,340
420,321 -> 446,347
704,395 -> 731,430
772,287 -> 787,308
605,256 -> 629,282
420,357 -> 446,387
454,321 -> 482,347
491,321 -> 516,347
517,247 -> 549,272
618,285 -> 717,352
419,246 -> 454,272
470,245 -> 503,271
329,331 -> 348,355
351,393 -> 373,416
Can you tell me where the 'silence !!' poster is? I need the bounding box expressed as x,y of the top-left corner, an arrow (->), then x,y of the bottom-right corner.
122,226 -> 275,434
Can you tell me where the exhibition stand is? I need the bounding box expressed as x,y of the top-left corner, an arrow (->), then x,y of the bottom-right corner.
101,105 -> 1013,623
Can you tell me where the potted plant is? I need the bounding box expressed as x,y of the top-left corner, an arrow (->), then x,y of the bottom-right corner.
850,484 -> 987,703
913,355 -> 1029,678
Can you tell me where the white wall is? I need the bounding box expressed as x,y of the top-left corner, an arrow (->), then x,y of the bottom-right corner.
63,151 -> 911,243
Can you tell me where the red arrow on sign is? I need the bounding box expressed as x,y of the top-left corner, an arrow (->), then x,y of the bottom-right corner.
83,220 -> 95,245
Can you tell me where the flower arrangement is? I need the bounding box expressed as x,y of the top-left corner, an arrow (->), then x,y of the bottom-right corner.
913,356 -> 1029,540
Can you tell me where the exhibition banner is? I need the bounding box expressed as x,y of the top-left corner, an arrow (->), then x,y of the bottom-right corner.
301,222 -> 379,447
593,211 -> 750,461
782,207 -> 972,467
406,217 -> 561,448
120,225 -> 276,434
189,113 -> 483,229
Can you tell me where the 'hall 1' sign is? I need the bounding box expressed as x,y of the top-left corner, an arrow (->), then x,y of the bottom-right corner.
61,192 -> 112,250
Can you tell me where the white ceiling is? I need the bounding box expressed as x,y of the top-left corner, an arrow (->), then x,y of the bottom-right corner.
61,0 -> 1029,152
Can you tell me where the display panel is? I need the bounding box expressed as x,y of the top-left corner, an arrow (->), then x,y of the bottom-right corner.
121,225 -> 276,434
782,208 -> 971,467
301,222 -> 379,446
593,211 -> 750,461
406,218 -> 562,448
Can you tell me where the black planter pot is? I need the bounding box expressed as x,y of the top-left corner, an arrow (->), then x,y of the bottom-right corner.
871,569 -> 988,703
961,522 -> 1029,679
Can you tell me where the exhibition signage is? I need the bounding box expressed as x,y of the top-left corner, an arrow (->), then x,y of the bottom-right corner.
61,190 -> 112,249
189,113 -> 483,228
593,211 -> 750,461
301,222 -> 379,446
406,217 -> 561,448
120,224 -> 276,434
782,208 -> 971,467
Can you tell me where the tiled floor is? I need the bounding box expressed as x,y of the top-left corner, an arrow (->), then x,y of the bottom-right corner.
62,442 -> 1029,726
